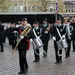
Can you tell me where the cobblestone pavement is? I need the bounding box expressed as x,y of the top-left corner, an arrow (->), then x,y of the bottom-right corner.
0,39 -> 75,75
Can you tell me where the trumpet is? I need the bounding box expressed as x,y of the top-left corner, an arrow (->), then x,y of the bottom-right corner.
5,24 -> 31,65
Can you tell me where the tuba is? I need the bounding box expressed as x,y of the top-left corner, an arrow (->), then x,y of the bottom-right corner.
5,24 -> 31,64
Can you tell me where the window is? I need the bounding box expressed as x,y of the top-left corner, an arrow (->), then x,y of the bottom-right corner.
32,6 -> 35,12
37,6 -> 41,12
20,6 -> 23,12
8,7 -> 12,12
71,9 -> 73,12
14,6 -> 17,12
66,9 -> 67,12
19,1 -> 23,5
50,9 -> 53,12
70,5 -> 73,9
13,1 -> 17,6
28,6 -> 32,12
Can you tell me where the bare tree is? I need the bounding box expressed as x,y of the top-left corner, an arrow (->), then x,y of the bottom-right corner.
28,0 -> 52,12
58,0 -> 66,13
0,0 -> 11,12
40,0 -> 66,13
40,0 -> 52,12
0,0 -> 5,4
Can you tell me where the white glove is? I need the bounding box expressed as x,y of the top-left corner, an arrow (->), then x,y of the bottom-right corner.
30,39 -> 33,43
20,36 -> 24,39
45,31 -> 48,34
13,31 -> 18,33
52,37 -> 56,41
62,35 -> 65,38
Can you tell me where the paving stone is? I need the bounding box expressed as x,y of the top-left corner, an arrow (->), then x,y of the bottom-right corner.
0,39 -> 75,75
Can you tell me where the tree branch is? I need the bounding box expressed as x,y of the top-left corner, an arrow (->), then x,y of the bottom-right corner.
0,0 -> 5,4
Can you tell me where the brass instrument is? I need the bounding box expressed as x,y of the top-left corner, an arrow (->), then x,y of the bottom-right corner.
17,24 -> 31,43
5,24 -> 31,65
46,24 -> 51,31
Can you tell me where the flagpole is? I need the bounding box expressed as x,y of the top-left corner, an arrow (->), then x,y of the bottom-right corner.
55,12 -> 57,22
55,0 -> 58,22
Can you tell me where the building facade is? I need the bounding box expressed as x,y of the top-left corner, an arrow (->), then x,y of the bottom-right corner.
0,0 -> 56,13
0,0 -> 67,14
64,0 -> 75,15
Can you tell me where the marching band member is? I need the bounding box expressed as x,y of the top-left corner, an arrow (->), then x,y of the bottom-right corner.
51,18 -> 66,63
31,21 -> 41,62
0,22 -> 4,52
64,20 -> 73,58
40,18 -> 50,57
71,17 -> 75,52
9,22 -> 17,49
16,18 -> 31,74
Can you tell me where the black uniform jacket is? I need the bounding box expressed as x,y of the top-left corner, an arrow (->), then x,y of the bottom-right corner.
30,27 -> 41,39
15,26 -> 30,50
9,27 -> 17,40
0,24 -> 4,39
71,22 -> 75,36
40,24 -> 50,41
51,24 -> 66,41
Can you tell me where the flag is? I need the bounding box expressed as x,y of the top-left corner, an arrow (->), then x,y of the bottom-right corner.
55,0 -> 58,13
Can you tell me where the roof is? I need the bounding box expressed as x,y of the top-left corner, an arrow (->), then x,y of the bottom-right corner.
0,12 -> 62,15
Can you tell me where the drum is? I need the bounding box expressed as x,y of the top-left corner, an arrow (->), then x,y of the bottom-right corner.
33,37 -> 43,49
57,38 -> 68,49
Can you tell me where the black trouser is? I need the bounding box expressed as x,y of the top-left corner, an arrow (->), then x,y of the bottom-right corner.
72,36 -> 75,51
66,39 -> 71,57
34,48 -> 40,61
0,38 -> 4,51
7,35 -> 12,45
54,41 -> 62,62
42,40 -> 48,53
11,38 -> 17,49
3,31 -> 7,43
18,49 -> 28,72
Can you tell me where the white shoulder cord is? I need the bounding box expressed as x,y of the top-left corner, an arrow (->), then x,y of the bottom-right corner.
56,27 -> 62,56
56,27 -> 62,39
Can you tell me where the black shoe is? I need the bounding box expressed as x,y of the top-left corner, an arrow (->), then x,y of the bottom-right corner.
33,59 -> 40,62
65,56 -> 68,58
68,55 -> 70,57
0,50 -> 4,52
43,54 -> 47,57
55,61 -> 59,64
18,71 -> 24,74
65,55 -> 70,58
24,68 -> 28,74
72,50 -> 75,52
59,61 -> 62,63
43,52 -> 47,57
